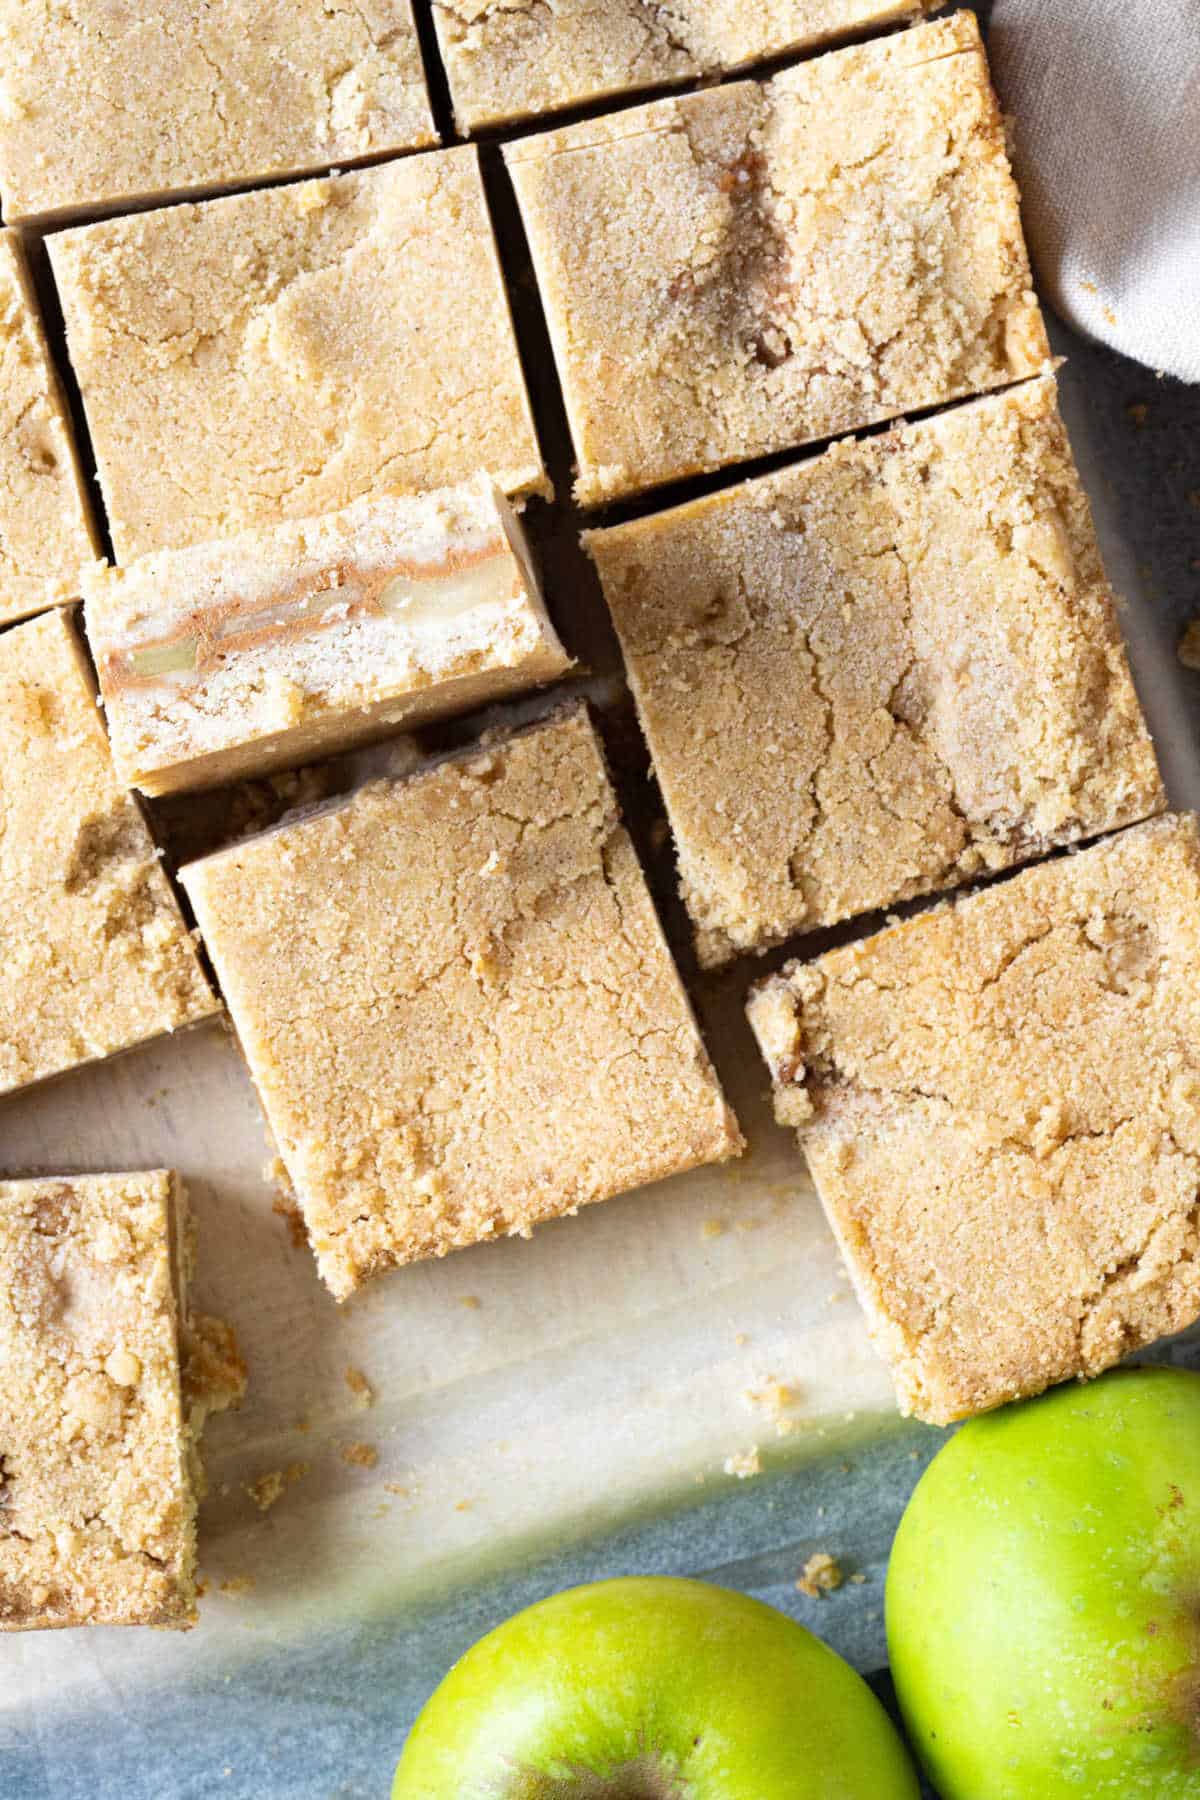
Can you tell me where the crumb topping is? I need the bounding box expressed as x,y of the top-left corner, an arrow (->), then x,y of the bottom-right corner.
182,706 -> 741,1299
507,13 -> 1048,504
0,1173 -> 237,1631
50,151 -> 547,562
434,0 -> 927,131
0,0 -> 435,221
749,815 -> 1200,1423
0,611 -> 217,1099
589,376 -> 1163,964
0,231 -> 99,624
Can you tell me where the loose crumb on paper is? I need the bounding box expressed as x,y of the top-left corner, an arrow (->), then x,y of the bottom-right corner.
797,1552 -> 843,1598
267,1157 -> 309,1250
724,1446 -> 762,1480
246,1462 -> 308,1513
1178,621 -> 1200,671
344,1365 -> 375,1407
384,1482 -> 410,1497
219,1575 -> 256,1598
459,1294 -> 481,1310
700,1218 -> 725,1240
340,1440 -> 379,1470
746,1379 -> 802,1438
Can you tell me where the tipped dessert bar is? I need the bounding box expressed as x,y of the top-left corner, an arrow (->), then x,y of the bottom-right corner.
0,1172 -> 244,1630
0,230 -> 100,626
748,815 -> 1200,1426
49,149 -> 548,564
0,0 -> 435,224
506,12 -> 1049,505
182,705 -> 743,1299
587,377 -> 1165,966
0,610 -> 218,1100
435,0 -> 927,133
84,475 -> 572,797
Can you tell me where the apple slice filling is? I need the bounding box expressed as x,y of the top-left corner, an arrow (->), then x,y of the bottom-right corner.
111,541 -> 517,692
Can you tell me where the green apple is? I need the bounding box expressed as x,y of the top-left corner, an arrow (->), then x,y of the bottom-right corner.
888,1366 -> 1200,1798
394,1574 -> 919,1797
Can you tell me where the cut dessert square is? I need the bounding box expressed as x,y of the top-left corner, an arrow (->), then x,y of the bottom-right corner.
747,815 -> 1200,1425
435,0 -> 928,133
587,376 -> 1165,967
0,610 -> 218,1100
182,704 -> 743,1299
84,474 -> 572,797
49,149 -> 547,564
0,0 -> 436,224
506,11 -> 1049,506
0,1171 -> 245,1630
0,229 -> 101,626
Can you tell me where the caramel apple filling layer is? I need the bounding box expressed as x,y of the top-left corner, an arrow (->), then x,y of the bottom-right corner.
107,542 -> 532,691
83,475 -> 571,797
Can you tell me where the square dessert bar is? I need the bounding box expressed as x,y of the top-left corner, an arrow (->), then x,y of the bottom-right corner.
506,11 -> 1049,506
748,815 -> 1200,1425
0,610 -> 217,1100
84,474 -> 572,797
49,149 -> 547,564
182,705 -> 743,1299
0,1172 -> 243,1630
435,0 -> 927,133
588,377 -> 1165,967
0,230 -> 100,626
0,0 -> 435,223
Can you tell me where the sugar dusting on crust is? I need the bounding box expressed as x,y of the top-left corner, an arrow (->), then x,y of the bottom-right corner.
750,815 -> 1200,1425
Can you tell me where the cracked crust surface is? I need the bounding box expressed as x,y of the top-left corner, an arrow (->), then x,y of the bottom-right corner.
0,231 -> 101,625
83,474 -> 572,796
0,0 -> 435,223
182,705 -> 743,1299
49,149 -> 548,563
0,1172 -> 243,1630
0,610 -> 218,1099
747,815 -> 1200,1425
434,0 -> 928,132
588,377 -> 1164,966
506,11 -> 1049,506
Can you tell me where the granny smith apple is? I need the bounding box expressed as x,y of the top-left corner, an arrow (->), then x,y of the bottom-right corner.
394,1574 -> 919,1797
888,1366 -> 1200,1798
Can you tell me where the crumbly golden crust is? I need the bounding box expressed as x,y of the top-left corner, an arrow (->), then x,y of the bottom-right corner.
507,12 -> 1049,505
0,230 -> 100,625
182,705 -> 743,1299
0,0 -> 435,223
588,377 -> 1164,965
0,1173 -> 244,1631
50,150 -> 548,563
748,815 -> 1200,1425
83,475 -> 571,796
0,611 -> 218,1099
435,0 -> 927,132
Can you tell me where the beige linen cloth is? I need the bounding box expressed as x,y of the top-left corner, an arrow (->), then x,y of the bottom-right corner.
989,0 -> 1200,382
